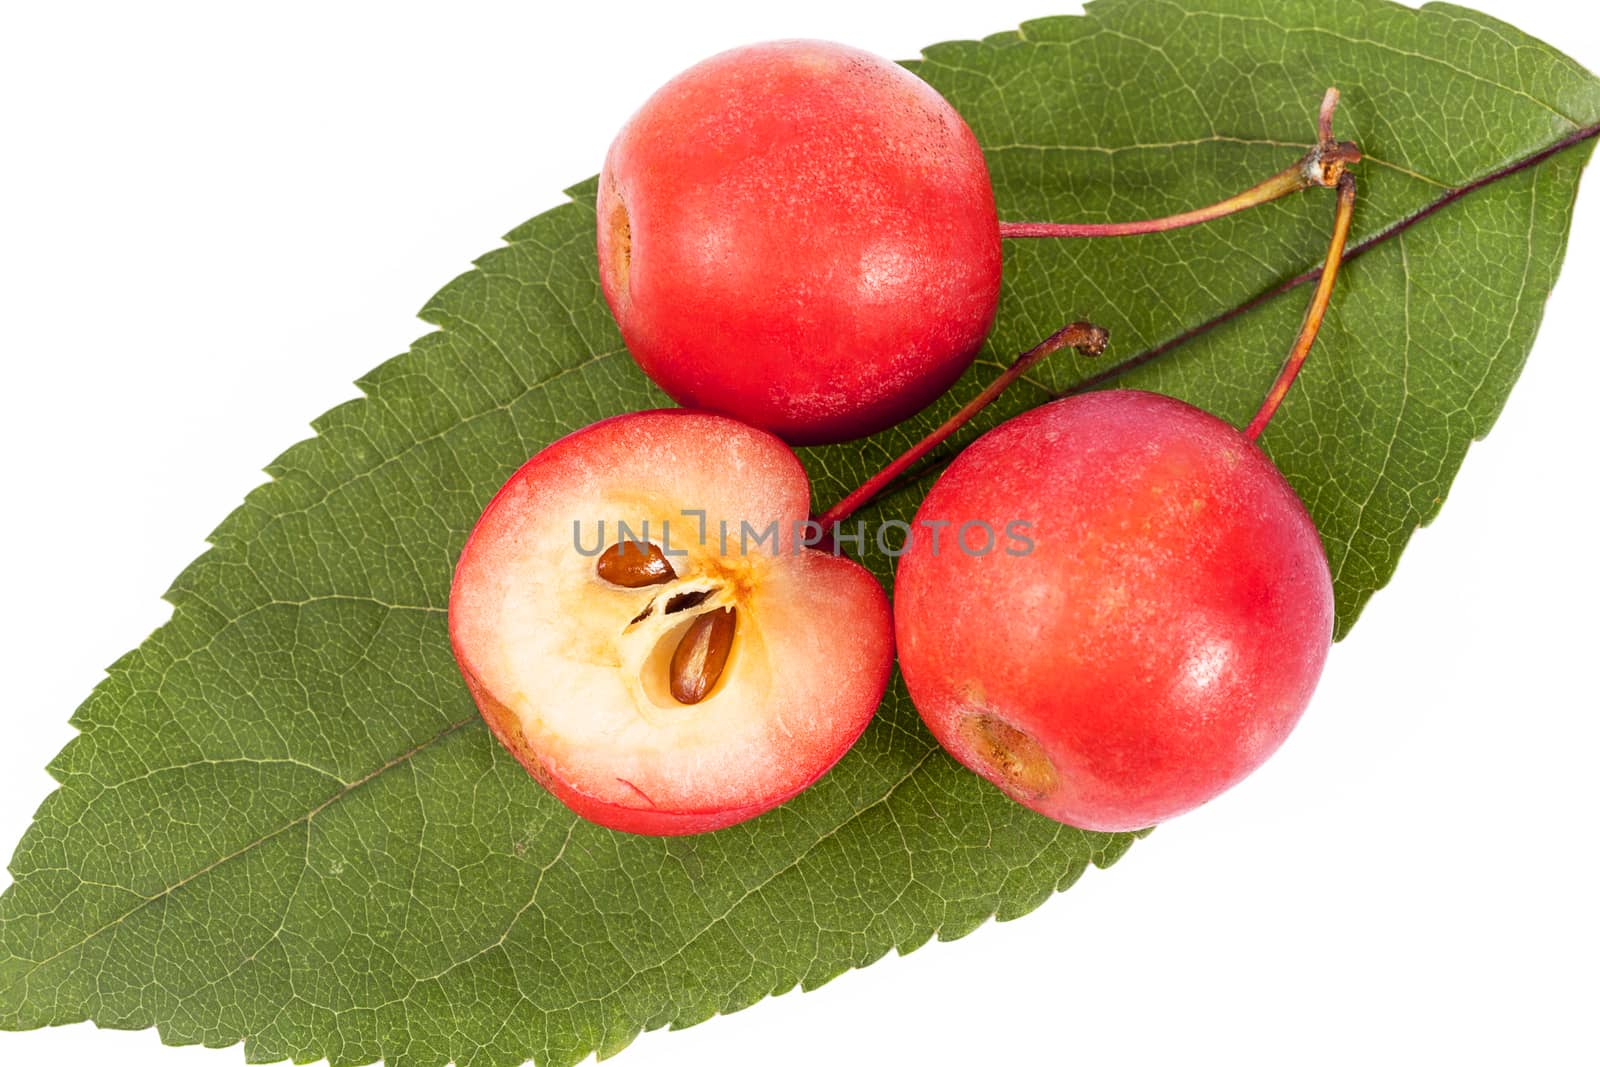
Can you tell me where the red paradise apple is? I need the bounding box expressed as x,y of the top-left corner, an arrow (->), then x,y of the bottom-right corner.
894,391 -> 1335,832
597,40 -> 1002,444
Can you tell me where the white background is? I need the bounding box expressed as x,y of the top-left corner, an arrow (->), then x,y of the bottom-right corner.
2,2 -> 1597,1065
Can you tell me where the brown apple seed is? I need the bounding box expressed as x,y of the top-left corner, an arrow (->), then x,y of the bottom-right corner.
669,608 -> 736,705
596,541 -> 676,588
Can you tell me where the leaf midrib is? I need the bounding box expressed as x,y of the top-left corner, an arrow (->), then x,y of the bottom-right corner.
210,131 -> 1600,583
1047,121 -> 1600,403
2,715 -> 477,996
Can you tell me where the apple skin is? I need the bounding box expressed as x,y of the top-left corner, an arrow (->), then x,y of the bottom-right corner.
894,391 -> 1334,832
449,410 -> 894,835
597,40 -> 1002,445
458,656 -> 789,836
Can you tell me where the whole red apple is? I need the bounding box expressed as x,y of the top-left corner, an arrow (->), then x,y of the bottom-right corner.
894,390 -> 1334,831
597,40 -> 1002,444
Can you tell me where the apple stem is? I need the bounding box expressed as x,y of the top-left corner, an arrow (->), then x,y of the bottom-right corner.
1244,170 -> 1358,442
998,88 -> 1359,240
815,320 -> 1109,529
1316,85 -> 1339,144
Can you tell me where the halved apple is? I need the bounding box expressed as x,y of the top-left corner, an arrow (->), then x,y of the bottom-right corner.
449,409 -> 893,835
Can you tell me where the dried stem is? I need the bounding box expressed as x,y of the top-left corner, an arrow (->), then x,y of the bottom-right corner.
1052,120 -> 1600,403
815,321 -> 1109,529
998,88 -> 1359,240
1244,171 -> 1358,441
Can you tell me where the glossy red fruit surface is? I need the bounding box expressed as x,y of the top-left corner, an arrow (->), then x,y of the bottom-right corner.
597,40 -> 1002,445
894,390 -> 1334,832
450,410 -> 894,835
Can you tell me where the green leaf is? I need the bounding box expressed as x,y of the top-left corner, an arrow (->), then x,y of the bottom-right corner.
2,2 -> 1595,1065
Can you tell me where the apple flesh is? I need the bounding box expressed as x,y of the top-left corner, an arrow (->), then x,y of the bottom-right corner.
450,410 -> 894,835
598,39 -> 1002,445
894,390 -> 1334,832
